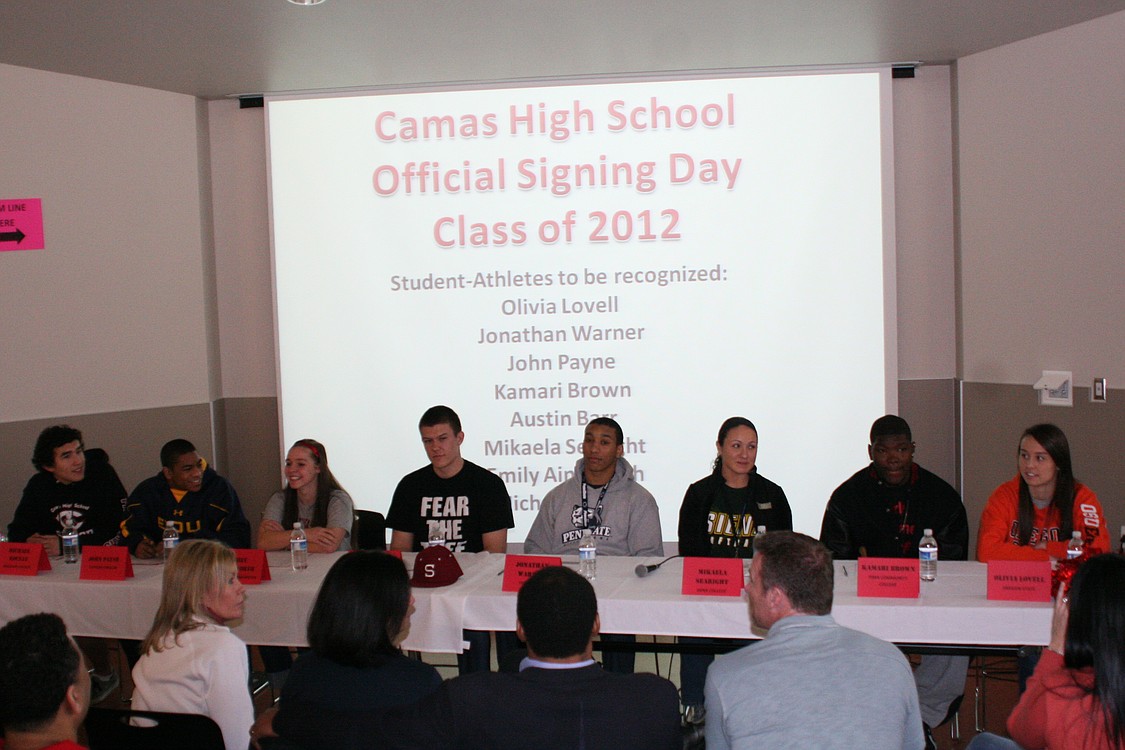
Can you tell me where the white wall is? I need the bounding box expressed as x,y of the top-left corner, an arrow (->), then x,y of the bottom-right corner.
0,64 -> 212,421
958,9 -> 1125,387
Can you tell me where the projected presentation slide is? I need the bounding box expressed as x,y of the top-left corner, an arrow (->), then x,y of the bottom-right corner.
268,70 -> 893,540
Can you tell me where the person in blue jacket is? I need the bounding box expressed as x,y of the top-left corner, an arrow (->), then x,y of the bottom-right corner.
123,438 -> 251,558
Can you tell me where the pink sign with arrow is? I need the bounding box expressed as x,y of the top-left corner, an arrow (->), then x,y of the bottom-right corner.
0,198 -> 44,251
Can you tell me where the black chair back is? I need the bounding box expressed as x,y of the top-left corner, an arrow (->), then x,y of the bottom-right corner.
85,707 -> 225,750
354,509 -> 387,550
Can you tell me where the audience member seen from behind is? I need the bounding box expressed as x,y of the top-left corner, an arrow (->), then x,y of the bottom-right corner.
131,539 -> 253,750
0,613 -> 91,750
705,531 -> 923,750
376,565 -> 681,750
977,424 -> 1109,563
257,439 -> 353,553
123,439 -> 251,559
967,554 -> 1125,750
249,551 -> 440,750
676,416 -> 792,723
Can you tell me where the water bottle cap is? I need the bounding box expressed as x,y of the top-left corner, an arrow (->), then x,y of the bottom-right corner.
924,529 -> 933,536
293,522 -> 302,529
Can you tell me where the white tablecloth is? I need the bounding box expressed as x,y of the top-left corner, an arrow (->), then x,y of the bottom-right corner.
0,552 -> 1051,654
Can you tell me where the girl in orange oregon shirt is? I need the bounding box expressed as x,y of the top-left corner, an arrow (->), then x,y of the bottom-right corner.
977,423 -> 1109,564
976,423 -> 1109,693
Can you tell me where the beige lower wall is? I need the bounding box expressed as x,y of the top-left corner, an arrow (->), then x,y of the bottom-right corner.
212,396 -> 281,532
899,378 -> 960,490
1,405 -> 213,532
6,384 -> 1120,557
0,400 -> 278,539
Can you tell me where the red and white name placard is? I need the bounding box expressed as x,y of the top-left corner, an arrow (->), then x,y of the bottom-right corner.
502,555 -> 563,592
857,558 -> 920,598
0,542 -> 52,575
986,560 -> 1051,602
235,549 -> 271,585
681,557 -> 745,596
80,547 -> 134,581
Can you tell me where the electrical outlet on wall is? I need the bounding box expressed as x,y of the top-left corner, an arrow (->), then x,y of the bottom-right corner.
1091,378 -> 1107,403
1034,370 -> 1072,407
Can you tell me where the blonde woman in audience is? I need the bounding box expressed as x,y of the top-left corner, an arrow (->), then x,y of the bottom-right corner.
132,539 -> 252,750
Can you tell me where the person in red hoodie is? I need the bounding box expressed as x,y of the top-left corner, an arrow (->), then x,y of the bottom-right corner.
966,554 -> 1125,750
977,423 -> 1108,563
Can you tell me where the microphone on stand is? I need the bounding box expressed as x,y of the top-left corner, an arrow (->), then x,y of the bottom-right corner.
635,554 -> 683,577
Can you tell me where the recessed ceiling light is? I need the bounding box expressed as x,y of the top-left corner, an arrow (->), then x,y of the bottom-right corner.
287,0 -> 326,5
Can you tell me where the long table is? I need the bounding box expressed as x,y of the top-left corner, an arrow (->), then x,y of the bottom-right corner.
0,552 -> 1052,653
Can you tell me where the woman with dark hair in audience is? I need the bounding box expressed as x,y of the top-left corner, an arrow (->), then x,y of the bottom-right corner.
250,551 -> 441,750
977,423 -> 1109,563
967,553 -> 1125,749
257,439 -> 354,554
132,539 -> 252,750
675,416 -> 792,724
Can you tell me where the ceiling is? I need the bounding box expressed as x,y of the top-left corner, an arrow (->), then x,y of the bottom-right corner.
2,1 -> 1124,100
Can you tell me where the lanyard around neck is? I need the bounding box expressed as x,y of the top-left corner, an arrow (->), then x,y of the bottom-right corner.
581,479 -> 609,529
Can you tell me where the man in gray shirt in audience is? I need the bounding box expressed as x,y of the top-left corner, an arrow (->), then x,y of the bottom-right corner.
705,531 -> 924,750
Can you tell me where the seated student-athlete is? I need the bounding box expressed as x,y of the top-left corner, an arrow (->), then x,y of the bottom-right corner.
977,423 -> 1109,562
524,417 -> 663,674
386,405 -> 515,673
0,613 -> 92,750
256,438 -> 355,688
8,425 -> 128,704
9,425 -> 127,555
819,415 -> 970,745
123,438 -> 251,558
976,423 -> 1110,695
677,416 -> 792,723
524,418 -> 663,558
375,565 -> 681,750
257,438 -> 353,553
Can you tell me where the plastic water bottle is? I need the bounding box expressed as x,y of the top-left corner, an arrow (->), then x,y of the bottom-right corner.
1118,525 -> 1124,555
919,528 -> 938,582
578,528 -> 597,580
1066,531 -> 1084,560
290,522 -> 308,571
62,517 -> 80,564
162,520 -> 179,562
